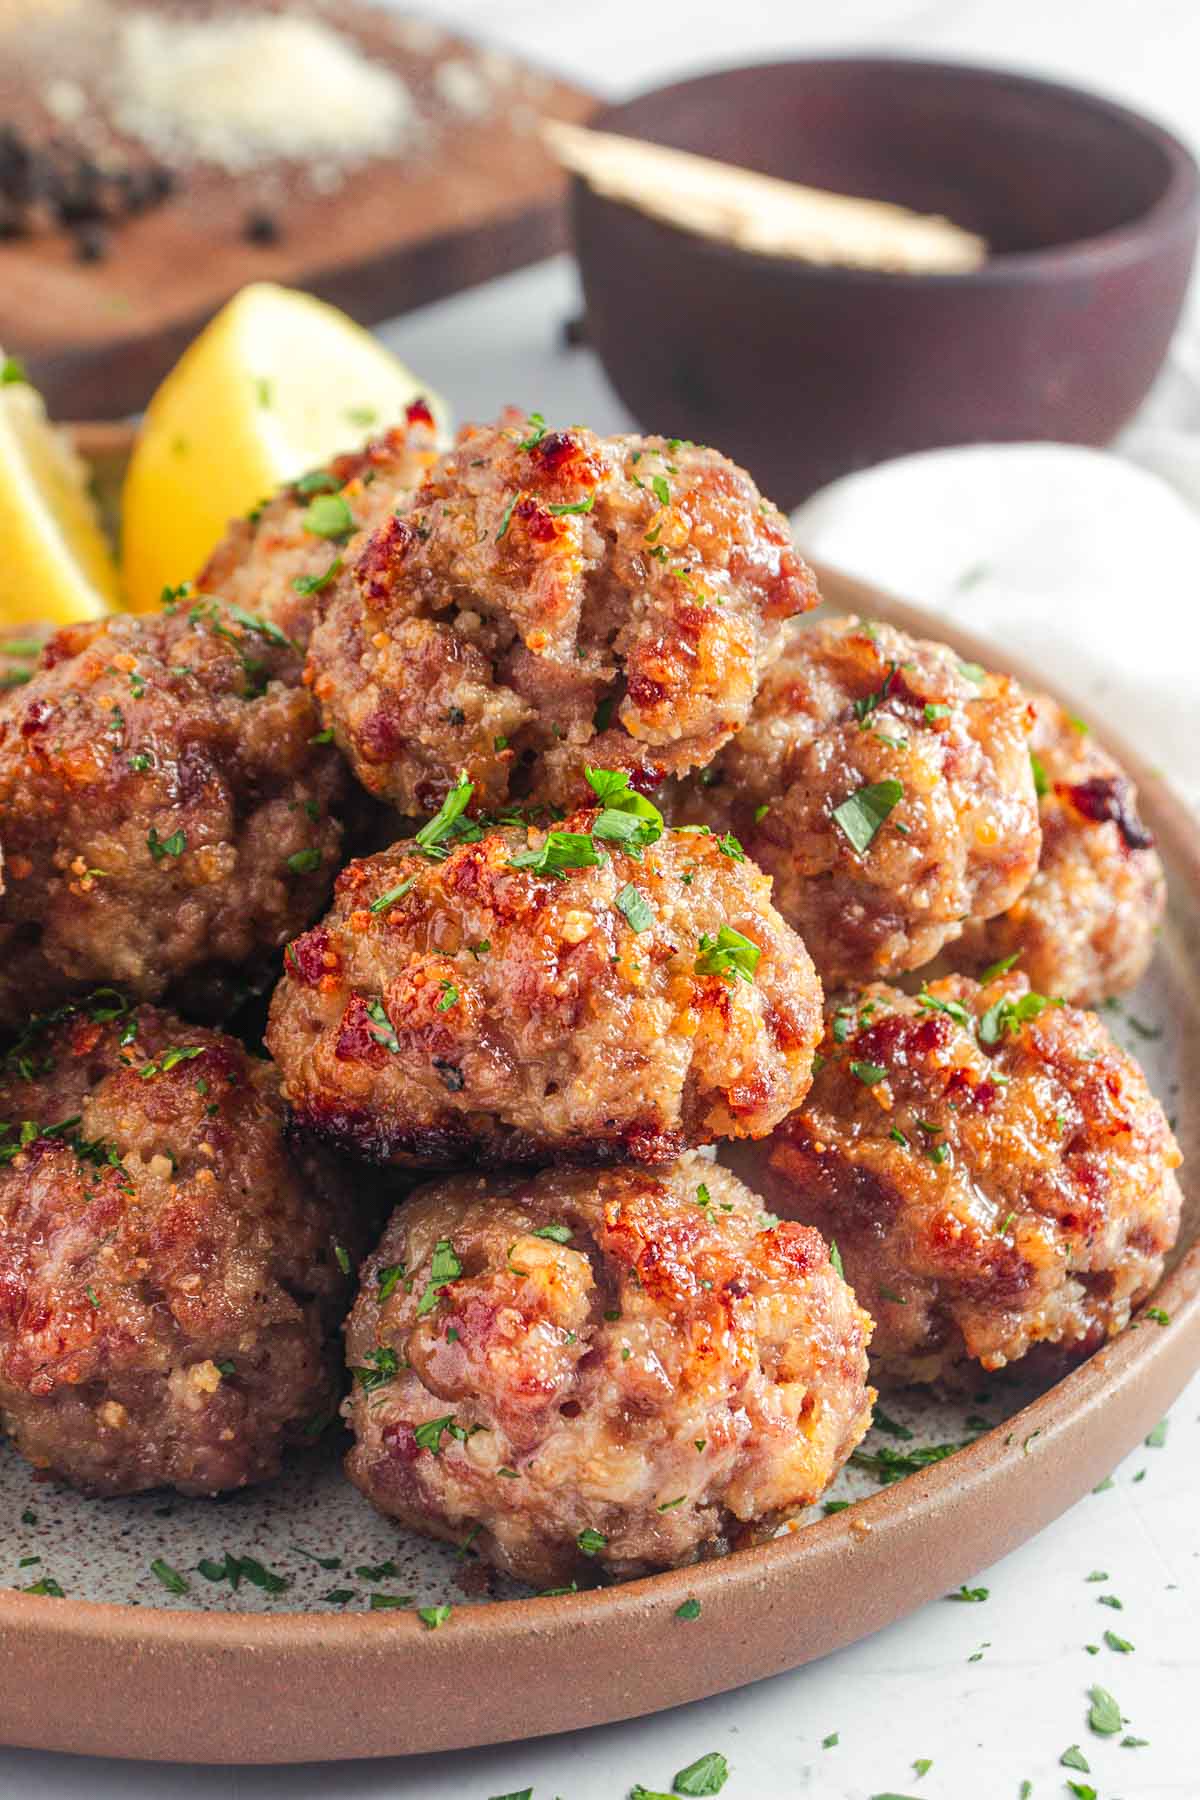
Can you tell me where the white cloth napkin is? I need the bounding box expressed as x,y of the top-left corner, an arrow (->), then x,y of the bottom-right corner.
793,434 -> 1200,812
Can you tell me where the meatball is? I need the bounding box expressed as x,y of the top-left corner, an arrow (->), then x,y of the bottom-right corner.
956,693 -> 1165,1004
305,411 -> 819,817
197,404 -> 442,649
343,1155 -> 873,1586
676,617 -> 1041,987
266,783 -> 823,1167
0,597 -> 350,1028
0,997 -> 358,1496
740,972 -> 1181,1388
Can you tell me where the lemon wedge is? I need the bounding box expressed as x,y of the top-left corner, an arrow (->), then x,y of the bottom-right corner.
0,355 -> 123,626
121,282 -> 449,612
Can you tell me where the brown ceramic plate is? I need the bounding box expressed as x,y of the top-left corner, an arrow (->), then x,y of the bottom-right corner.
0,465 -> 1196,1761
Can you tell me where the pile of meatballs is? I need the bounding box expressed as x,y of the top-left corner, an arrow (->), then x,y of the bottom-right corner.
0,404 -> 1181,1592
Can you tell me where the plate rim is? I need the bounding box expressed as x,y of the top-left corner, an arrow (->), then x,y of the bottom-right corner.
0,538 -> 1197,1763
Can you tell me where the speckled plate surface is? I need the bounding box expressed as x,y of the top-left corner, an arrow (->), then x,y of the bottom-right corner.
0,503 -> 1196,1762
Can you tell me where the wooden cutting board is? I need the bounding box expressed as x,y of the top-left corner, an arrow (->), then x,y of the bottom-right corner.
0,4 -> 594,419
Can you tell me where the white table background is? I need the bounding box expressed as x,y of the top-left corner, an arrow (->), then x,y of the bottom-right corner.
7,3 -> 1200,1795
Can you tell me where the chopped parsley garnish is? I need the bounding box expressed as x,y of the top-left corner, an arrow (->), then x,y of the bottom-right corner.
518,411 -> 547,449
310,727 -> 334,744
1088,1684 -> 1122,1735
694,925 -> 761,985
301,494 -> 354,540
436,981 -> 459,1012
851,1440 -> 970,1484
413,1415 -> 458,1455
1104,1629 -> 1134,1653
871,1407 -> 914,1441
293,556 -> 343,597
1061,1745 -> 1090,1771
23,1577 -> 64,1597
150,1557 -> 189,1595
369,876 -> 417,914
576,1528 -> 607,1556
1030,749 -> 1049,797
676,1598 -> 701,1621
923,703 -> 952,723
138,1044 -> 204,1079
147,826 -> 186,862
671,1750 -> 729,1795
1145,1307 -> 1170,1325
716,833 -> 745,862
978,989 -> 1063,1045
1145,1417 -> 1168,1448
696,1183 -> 711,1208
417,1603 -> 452,1629
195,1553 -> 288,1594
958,660 -> 986,684
295,468 -> 340,496
376,1263 -> 405,1301
509,830 -> 603,878
849,1061 -> 888,1086
822,1732 -> 839,1748
414,773 -> 475,858
496,490 -> 522,540
828,1240 -> 844,1278
548,494 -> 595,516
1,354 -> 27,385
351,1346 -> 398,1392
832,779 -> 904,854
287,848 -> 322,875
415,1238 -> 462,1317
365,999 -> 401,1055
978,951 -> 1021,984
533,1223 -> 572,1243
616,883 -> 654,933
916,986 -> 971,1028
947,1584 -> 989,1602
651,474 -> 671,508
333,1243 -> 351,1275
370,1593 -> 413,1611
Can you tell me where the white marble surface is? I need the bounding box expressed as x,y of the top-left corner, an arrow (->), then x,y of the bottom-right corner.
5,3 -> 1200,1794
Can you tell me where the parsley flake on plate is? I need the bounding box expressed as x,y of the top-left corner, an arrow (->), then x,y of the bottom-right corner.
416,1238 -> 462,1318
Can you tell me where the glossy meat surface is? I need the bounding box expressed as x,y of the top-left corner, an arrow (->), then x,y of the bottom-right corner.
677,617 -> 1041,986
742,972 -> 1181,1387
197,407 -> 441,650
267,805 -> 823,1166
0,600 -> 350,1027
956,693 -> 1164,1004
306,412 -> 819,816
0,1000 -> 358,1495
344,1155 -> 873,1585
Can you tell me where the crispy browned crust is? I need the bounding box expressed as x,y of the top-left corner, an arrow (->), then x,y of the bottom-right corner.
0,600 -> 351,1028
343,1155 -> 873,1586
305,411 -> 820,816
0,1001 -> 360,1496
956,693 -> 1165,1004
266,811 -> 823,1167
742,973 -> 1182,1388
197,407 -> 442,649
676,617 -> 1042,987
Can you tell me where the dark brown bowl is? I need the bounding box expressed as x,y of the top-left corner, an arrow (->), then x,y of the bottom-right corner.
570,57 -> 1200,508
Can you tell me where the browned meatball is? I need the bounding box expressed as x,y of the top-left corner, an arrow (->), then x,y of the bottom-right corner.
740,973 -> 1181,1388
0,598 -> 350,1029
266,783 -> 823,1167
676,617 -> 1041,988
197,404 -> 442,649
343,1155 -> 873,1586
0,998 -> 358,1496
305,411 -> 819,817
956,694 -> 1165,1004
